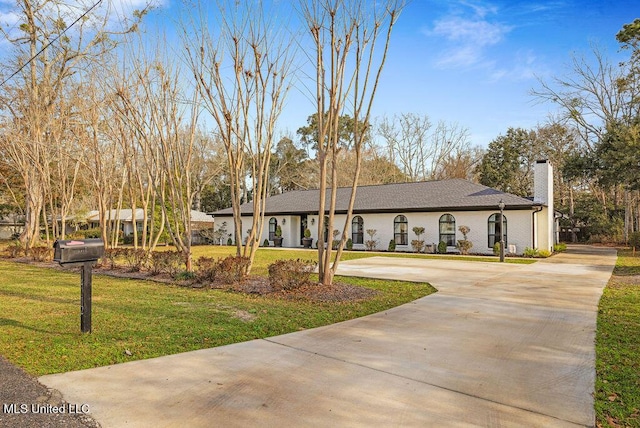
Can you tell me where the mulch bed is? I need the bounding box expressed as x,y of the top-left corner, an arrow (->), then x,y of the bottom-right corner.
210,276 -> 378,302
6,257 -> 378,303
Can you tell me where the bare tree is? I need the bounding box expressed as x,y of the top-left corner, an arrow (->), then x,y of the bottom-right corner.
378,113 -> 431,181
301,0 -> 405,285
107,38 -> 204,270
378,113 -> 473,181
182,0 -> 295,274
531,45 -> 629,151
532,43 -> 640,240
0,0 -> 150,251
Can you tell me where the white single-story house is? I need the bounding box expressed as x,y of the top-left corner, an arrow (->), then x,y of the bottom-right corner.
213,160 -> 556,255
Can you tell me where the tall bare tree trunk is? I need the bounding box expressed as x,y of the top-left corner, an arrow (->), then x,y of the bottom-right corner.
301,0 -> 405,285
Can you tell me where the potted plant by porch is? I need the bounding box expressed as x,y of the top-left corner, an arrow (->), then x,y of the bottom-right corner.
302,228 -> 313,248
273,225 -> 284,247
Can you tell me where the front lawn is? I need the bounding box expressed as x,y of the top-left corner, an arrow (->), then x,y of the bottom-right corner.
0,255 -> 435,376
596,249 -> 640,427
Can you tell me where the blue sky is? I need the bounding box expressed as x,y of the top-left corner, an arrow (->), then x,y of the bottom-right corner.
365,0 -> 635,147
260,0 -> 634,147
1,0 -> 636,148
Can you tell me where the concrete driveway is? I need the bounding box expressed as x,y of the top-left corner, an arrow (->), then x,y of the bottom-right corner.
40,245 -> 616,427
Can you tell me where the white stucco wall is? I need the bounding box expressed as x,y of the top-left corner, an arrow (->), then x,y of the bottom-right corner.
214,215 -> 301,248
305,211 -> 534,255
216,207 -> 553,254
216,209 -> 542,255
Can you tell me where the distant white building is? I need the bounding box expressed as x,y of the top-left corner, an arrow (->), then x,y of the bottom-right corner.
212,160 -> 556,255
87,209 -> 214,242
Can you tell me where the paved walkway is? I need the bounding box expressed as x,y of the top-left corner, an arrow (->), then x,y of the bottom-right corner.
39,245 -> 616,427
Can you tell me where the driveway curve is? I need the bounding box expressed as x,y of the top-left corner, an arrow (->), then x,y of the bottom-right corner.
40,245 -> 616,427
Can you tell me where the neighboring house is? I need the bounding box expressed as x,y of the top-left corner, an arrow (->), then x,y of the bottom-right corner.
86,209 -> 146,236
86,209 -> 215,243
0,216 -> 23,240
212,160 -> 556,255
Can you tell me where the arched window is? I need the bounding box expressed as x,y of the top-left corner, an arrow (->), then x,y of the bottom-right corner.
268,217 -> 277,241
351,216 -> 364,244
488,214 -> 507,248
439,214 -> 456,247
394,215 -> 408,245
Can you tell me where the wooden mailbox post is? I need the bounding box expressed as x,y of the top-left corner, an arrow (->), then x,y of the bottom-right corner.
53,239 -> 105,333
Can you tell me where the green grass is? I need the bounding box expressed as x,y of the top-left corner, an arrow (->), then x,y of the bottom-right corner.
596,249 -> 640,427
0,256 -> 435,376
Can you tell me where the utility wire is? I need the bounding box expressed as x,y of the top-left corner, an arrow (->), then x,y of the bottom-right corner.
0,0 -> 103,89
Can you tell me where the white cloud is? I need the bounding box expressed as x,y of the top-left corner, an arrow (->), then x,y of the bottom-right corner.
433,16 -> 510,46
426,1 -> 512,69
489,50 -> 551,82
458,0 -> 499,19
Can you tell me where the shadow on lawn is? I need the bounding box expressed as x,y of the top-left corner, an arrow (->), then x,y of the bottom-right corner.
0,317 -> 74,335
0,288 -> 76,305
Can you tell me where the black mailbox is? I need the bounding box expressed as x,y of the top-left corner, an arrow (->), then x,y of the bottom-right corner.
53,238 -> 105,265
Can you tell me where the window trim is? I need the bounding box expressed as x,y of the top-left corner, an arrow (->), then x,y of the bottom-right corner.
394,215 -> 408,245
351,215 -> 364,244
268,217 -> 277,241
487,213 -> 507,248
439,214 -> 456,247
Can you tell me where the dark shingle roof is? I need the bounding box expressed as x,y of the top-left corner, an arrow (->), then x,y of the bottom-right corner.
212,179 -> 540,216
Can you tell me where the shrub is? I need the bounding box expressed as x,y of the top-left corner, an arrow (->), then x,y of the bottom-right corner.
455,226 -> 473,255
30,246 -> 52,262
217,256 -> 251,283
412,226 -> 425,237
175,270 -> 196,281
122,235 -> 143,245
388,239 -> 396,252
456,240 -> 473,255
4,242 -> 24,258
227,237 -> 233,246
268,259 -> 317,291
195,255 -> 249,284
411,239 -> 425,253
365,229 -> 378,251
458,225 -> 470,240
67,228 -> 101,240
81,228 -> 101,239
523,247 -> 538,258
304,228 -> 311,238
553,243 -> 567,252
537,249 -> 552,258
120,248 -> 147,271
101,248 -> 120,269
493,242 -> 501,256
331,230 -> 341,249
149,251 -> 183,276
437,241 -> 447,254
263,239 -> 270,247
346,238 -> 353,251
194,256 -> 217,283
